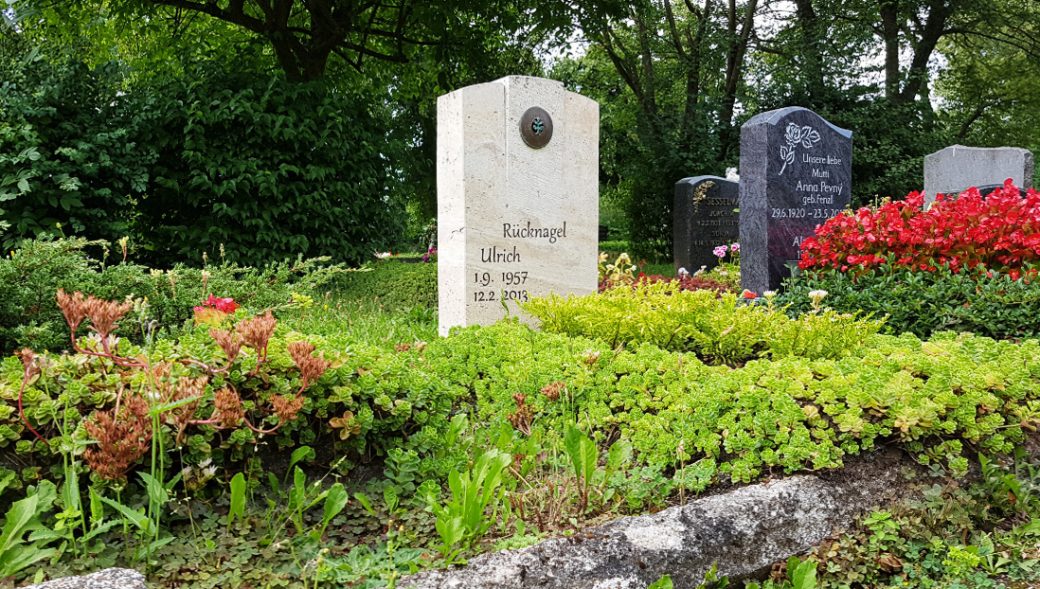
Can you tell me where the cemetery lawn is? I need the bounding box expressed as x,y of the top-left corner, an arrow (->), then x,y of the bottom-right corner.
4,253 -> 1040,588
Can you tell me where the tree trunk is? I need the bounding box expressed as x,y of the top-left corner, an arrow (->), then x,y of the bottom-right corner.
717,0 -> 757,162
879,0 -> 901,100
792,0 -> 825,105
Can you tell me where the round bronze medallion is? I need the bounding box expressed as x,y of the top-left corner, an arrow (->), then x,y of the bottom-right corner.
519,106 -> 553,149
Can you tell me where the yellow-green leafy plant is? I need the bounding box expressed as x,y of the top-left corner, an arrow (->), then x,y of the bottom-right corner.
525,280 -> 881,366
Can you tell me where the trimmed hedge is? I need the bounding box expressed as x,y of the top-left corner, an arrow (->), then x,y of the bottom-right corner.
331,260 -> 437,310
781,265 -> 1040,340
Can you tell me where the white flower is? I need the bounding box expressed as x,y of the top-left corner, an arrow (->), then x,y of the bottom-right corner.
763,290 -> 777,298
678,267 -> 690,278
808,289 -> 829,310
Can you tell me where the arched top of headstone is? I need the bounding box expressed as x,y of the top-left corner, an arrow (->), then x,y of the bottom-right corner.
495,75 -> 562,89
676,175 -> 732,188
923,145 -> 1034,205
742,106 -> 852,139
445,76 -> 597,107
926,144 -> 1033,158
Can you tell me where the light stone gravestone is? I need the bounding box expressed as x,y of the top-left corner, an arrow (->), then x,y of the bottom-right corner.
673,176 -> 739,274
923,145 -> 1034,206
437,76 -> 599,336
739,107 -> 852,294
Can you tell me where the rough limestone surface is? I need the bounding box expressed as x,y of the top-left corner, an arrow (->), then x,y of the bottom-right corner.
400,452 -> 909,589
20,568 -> 146,589
436,75 -> 599,336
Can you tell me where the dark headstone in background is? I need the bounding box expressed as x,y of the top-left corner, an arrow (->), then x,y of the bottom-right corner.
673,176 -> 739,273
739,107 -> 852,294
969,185 -> 1027,198
942,183 -> 1028,199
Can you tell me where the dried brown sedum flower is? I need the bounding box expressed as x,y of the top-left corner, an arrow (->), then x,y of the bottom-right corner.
56,289 -> 87,331
270,394 -> 305,422
82,297 -> 132,339
540,381 -> 566,401
213,387 -> 245,428
236,311 -> 277,360
83,396 -> 152,481
507,393 -> 533,436
210,328 -> 243,364
288,340 -> 331,388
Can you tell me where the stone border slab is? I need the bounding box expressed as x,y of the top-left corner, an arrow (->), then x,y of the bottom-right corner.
402,450 -> 913,589
20,568 -> 146,589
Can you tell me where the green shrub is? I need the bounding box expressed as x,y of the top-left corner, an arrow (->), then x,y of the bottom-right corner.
8,304 -> 1040,511
331,260 -> 437,310
598,240 -> 631,253
1,38 -> 404,266
525,281 -> 881,365
0,238 -> 345,352
136,62 -> 403,267
781,265 -> 1040,339
0,44 -> 146,247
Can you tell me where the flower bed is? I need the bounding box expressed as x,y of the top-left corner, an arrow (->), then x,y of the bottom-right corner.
800,181 -> 1040,277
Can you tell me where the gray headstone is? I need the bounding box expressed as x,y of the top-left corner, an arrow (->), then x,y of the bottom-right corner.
923,145 -> 1034,205
673,176 -> 739,274
739,107 -> 852,294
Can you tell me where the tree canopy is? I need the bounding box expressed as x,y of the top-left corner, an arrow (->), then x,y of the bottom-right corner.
2,0 -> 1038,260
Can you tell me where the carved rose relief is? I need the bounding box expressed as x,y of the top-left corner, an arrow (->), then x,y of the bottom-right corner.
778,123 -> 821,175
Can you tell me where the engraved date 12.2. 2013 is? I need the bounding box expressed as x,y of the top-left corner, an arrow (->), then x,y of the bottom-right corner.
472,271 -> 529,303
470,220 -> 570,304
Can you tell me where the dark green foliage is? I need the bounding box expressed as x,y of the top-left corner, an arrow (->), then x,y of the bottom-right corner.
0,238 -> 344,352
781,266 -> 1040,340
0,39 -> 148,246
808,448 -> 1040,588
332,260 -> 438,311
136,62 -> 402,267
0,36 -> 403,267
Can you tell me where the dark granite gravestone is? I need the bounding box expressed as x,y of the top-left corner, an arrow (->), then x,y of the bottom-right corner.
673,176 -> 739,273
739,107 -> 852,294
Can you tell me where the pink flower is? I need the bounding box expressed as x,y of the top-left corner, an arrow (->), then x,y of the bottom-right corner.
204,295 -> 239,314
